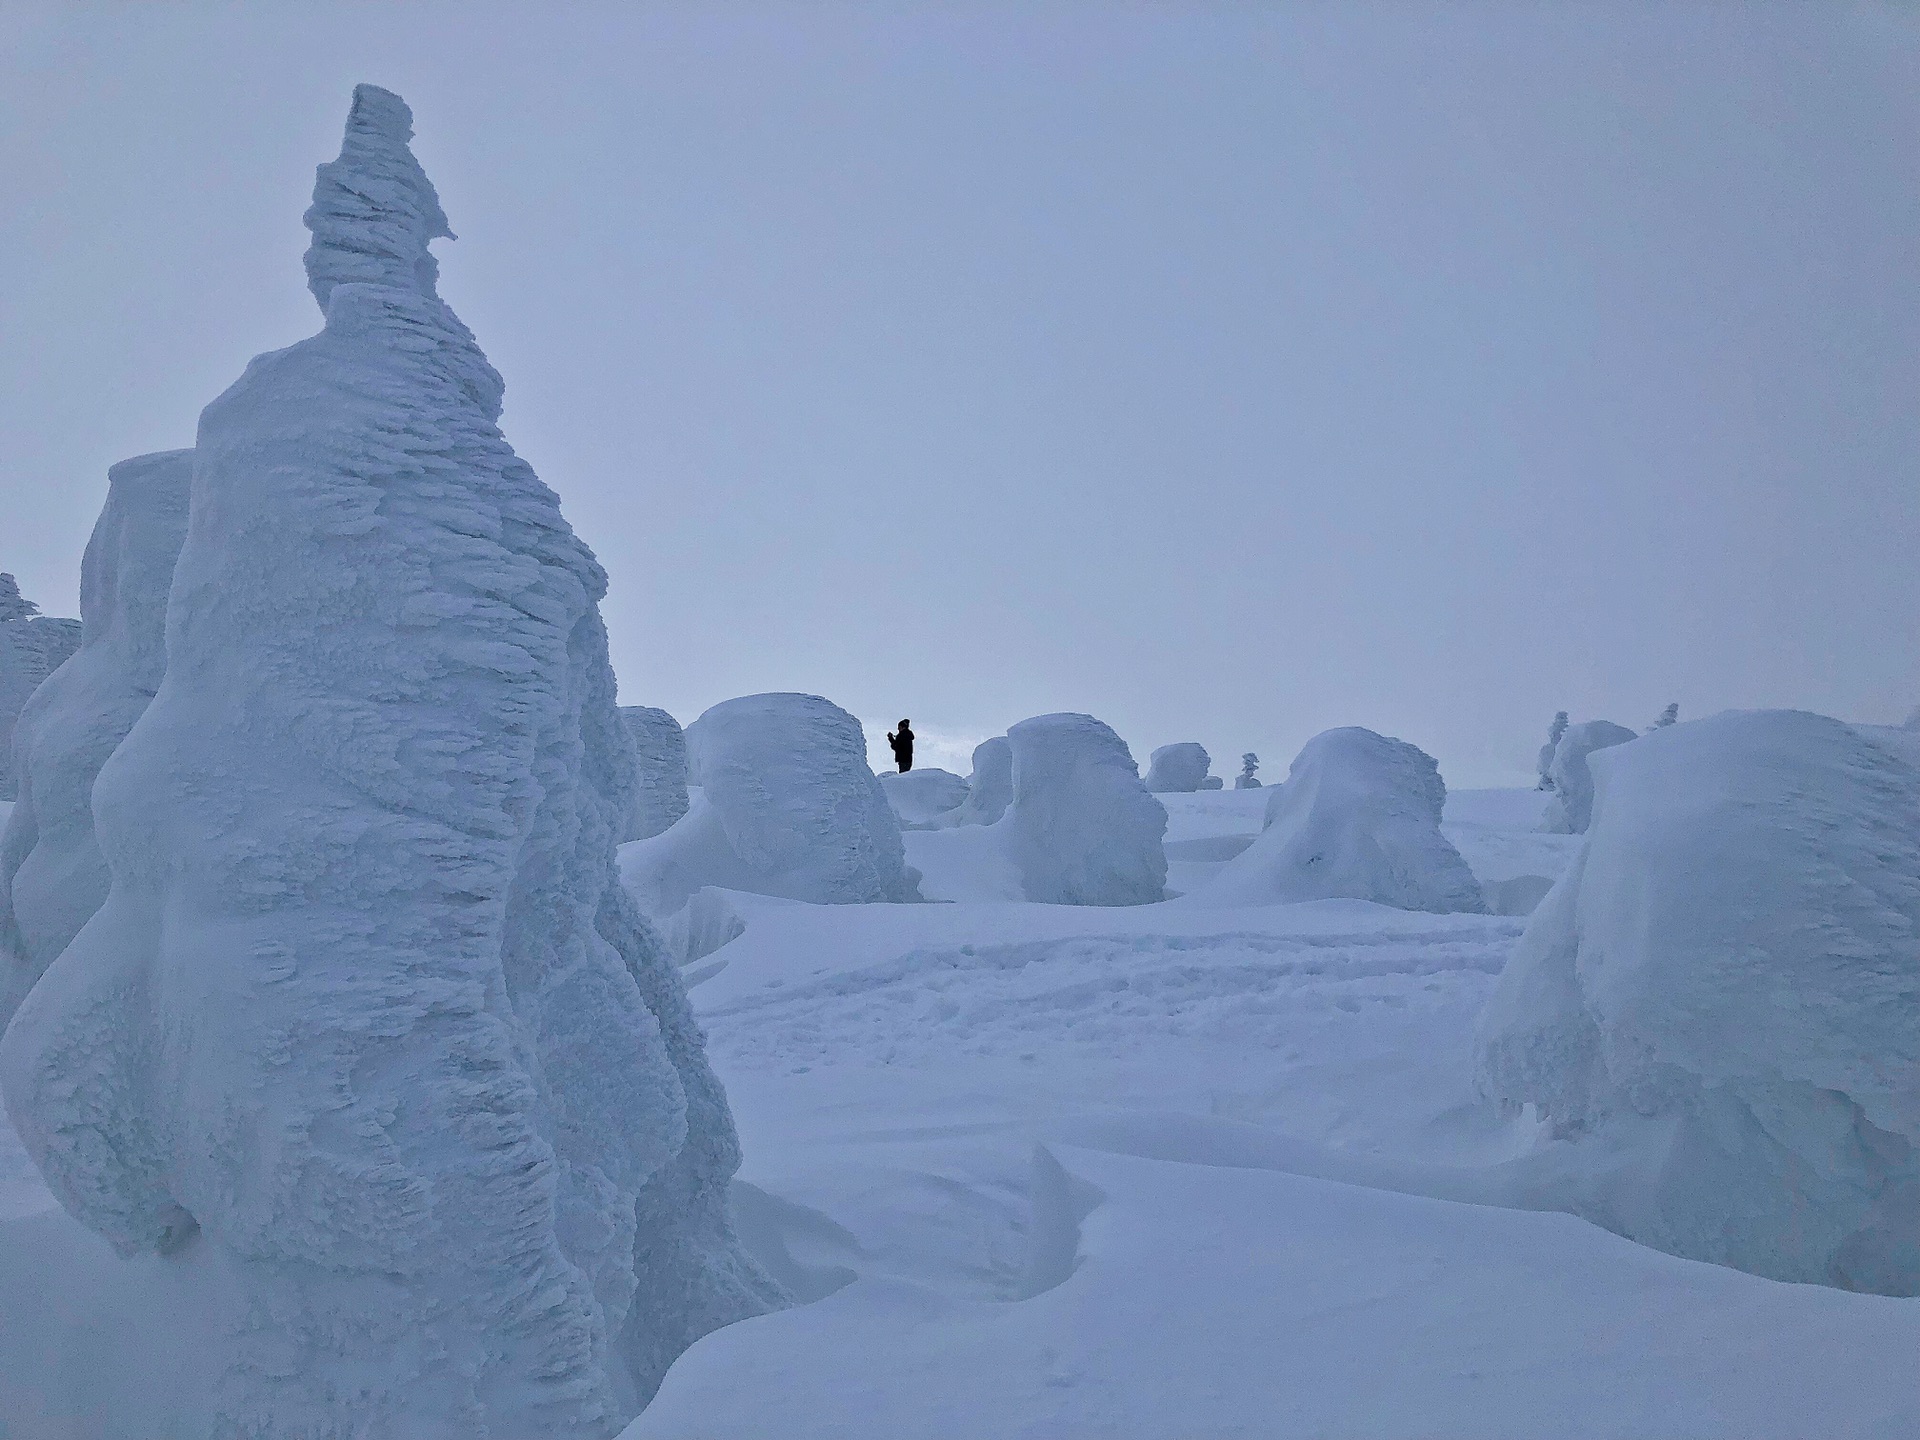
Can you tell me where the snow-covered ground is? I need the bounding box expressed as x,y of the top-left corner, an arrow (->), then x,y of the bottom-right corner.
5,785 -> 1917,1435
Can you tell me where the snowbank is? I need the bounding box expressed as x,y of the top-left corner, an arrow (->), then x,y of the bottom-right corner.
999,713 -> 1166,906
620,704 -> 689,841
1477,709 -> 1920,1294
1540,719 -> 1637,833
1143,741 -> 1212,793
0,579 -> 81,804
880,767 -> 970,827
623,693 -> 921,918
0,451 -> 192,1026
0,86 -> 776,1434
1187,728 -> 1484,913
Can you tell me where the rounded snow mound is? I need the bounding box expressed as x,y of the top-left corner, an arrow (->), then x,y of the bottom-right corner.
1144,742 -> 1213,794
1541,719 -> 1637,834
999,713 -> 1166,906
922,737 -> 1013,829
881,767 -> 970,828
623,693 -> 921,916
1188,727 -> 1485,913
620,704 -> 689,842
1476,709 -> 1920,1294
0,451 -> 192,1024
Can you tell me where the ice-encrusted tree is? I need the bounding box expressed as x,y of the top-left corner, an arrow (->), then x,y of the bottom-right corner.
1648,702 -> 1679,731
0,576 -> 82,803
1535,711 -> 1569,790
0,452 -> 192,1024
0,573 -> 38,622
620,704 -> 690,841
0,86 -> 779,1435
1234,752 -> 1261,789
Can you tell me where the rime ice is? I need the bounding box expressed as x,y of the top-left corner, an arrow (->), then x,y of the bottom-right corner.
0,86 -> 775,1435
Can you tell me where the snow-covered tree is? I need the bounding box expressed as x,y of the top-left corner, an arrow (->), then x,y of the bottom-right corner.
1649,702 -> 1679,731
1234,752 -> 1261,789
1535,711 -> 1569,790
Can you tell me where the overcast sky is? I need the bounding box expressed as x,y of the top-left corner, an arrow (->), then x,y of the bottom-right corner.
3,2 -> 1916,784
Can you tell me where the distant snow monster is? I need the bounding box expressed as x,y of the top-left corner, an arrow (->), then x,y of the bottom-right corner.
1476,710 -> 1920,1295
620,703 -> 690,842
1540,719 -> 1638,833
0,86 -> 779,1436
922,735 -> 1014,828
0,451 -> 191,1023
1144,742 -> 1213,794
1648,702 -> 1679,731
1192,727 -> 1485,913
1535,711 -> 1569,790
881,766 -> 971,827
999,713 -> 1167,905
1235,752 -> 1261,789
0,575 -> 82,802
622,692 -> 922,917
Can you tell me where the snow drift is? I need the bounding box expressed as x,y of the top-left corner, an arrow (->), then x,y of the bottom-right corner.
620,704 -> 689,842
0,451 -> 192,1027
1477,709 -> 1920,1294
0,86 -> 777,1435
1000,713 -> 1166,906
622,693 -> 921,918
880,767 -> 970,827
1190,727 -> 1485,913
1540,719 -> 1637,833
0,578 -> 82,804
1144,742 -> 1212,793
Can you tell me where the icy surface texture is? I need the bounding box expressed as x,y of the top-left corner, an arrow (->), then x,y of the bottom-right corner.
1143,742 -> 1212,794
0,86 -> 775,1435
0,452 -> 192,1026
998,713 -> 1166,905
620,705 -> 689,842
0,578 -> 82,804
880,767 -> 970,827
922,736 -> 1013,829
1540,719 -> 1637,833
1476,710 -> 1920,1294
1193,727 -> 1485,913
623,693 -> 921,918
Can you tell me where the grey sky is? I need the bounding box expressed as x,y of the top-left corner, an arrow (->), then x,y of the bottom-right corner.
4,2 -> 1916,785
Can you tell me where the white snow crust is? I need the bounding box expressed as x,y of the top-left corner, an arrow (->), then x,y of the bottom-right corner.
621,693 -> 921,918
1143,741 -> 1212,793
0,85 -> 775,1436
0,579 -> 82,805
999,713 -> 1167,906
1477,709 -> 1920,1294
878,766 -> 969,827
1540,718 -> 1637,833
619,705 -> 689,842
1187,727 -> 1485,913
0,451 -> 192,1026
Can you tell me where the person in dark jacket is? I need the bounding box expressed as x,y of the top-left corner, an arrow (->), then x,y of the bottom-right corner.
887,719 -> 914,773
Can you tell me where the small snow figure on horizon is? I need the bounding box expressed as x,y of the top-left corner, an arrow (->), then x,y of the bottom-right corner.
1649,702 -> 1679,732
1235,753 -> 1261,789
1536,711 -> 1569,790
888,718 -> 915,773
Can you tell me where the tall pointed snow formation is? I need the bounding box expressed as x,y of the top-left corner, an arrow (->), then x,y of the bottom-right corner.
0,87 -> 778,1436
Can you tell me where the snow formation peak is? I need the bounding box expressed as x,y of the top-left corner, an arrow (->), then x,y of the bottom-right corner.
1,89 -> 776,1434
303,83 -> 453,312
